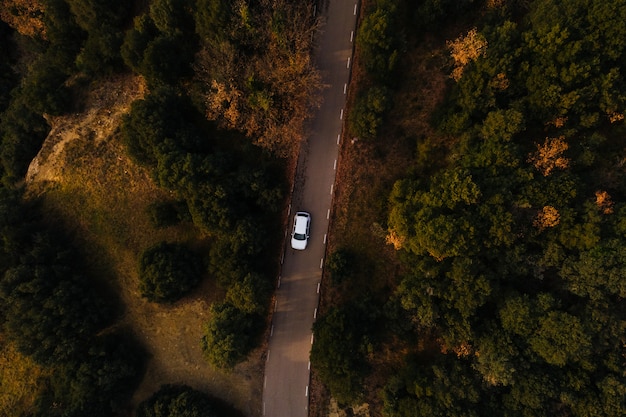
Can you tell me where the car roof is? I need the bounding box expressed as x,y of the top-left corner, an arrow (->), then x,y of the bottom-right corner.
294,212 -> 309,234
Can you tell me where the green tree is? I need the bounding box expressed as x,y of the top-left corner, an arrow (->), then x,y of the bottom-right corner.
201,302 -> 263,369
138,242 -> 204,303
357,2 -> 400,82
225,273 -> 270,315
348,85 -> 390,140
138,385 -> 217,417
310,302 -> 378,404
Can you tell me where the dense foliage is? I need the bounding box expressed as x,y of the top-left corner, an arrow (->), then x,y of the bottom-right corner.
310,300 -> 379,404
381,0 -> 626,415
121,87 -> 283,366
0,189 -> 145,417
137,384 -> 244,417
139,242 -> 204,303
201,301 -> 265,369
0,0 -> 306,412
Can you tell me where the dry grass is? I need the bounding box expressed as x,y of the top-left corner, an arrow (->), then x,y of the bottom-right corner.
0,337 -> 51,417
23,74 -> 265,417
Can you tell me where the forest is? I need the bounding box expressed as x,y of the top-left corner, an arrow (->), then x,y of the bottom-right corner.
0,0 -> 319,415
312,0 -> 626,416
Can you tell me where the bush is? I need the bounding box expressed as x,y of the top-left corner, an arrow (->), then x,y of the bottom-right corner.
201,302 -> 263,369
348,85 -> 390,140
326,247 -> 356,285
137,384 -> 244,417
311,302 -> 378,404
146,200 -> 191,228
138,242 -> 204,303
357,2 -> 401,83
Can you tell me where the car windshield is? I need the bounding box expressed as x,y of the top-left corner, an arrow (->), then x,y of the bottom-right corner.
293,233 -> 306,240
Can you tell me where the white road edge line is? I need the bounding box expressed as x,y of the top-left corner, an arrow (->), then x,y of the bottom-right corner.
323,233 -> 327,244
263,402 -> 266,416
320,258 -> 324,269
337,134 -> 341,144
264,376 -> 267,388
314,308 -> 317,319
350,31 -> 354,42
333,159 -> 337,170
317,282 -> 320,293
347,57 -> 351,68
306,385 -> 309,397
311,334 -> 314,344
288,203 -> 291,215
308,361 -> 311,370
277,276 -> 281,288
267,350 -> 270,361
343,83 -> 347,94
270,325 -> 274,336
327,208 -> 330,219
354,4 -> 357,15
330,184 -> 334,194
340,108 -> 343,119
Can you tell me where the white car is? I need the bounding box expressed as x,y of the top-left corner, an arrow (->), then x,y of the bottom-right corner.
291,212 -> 311,250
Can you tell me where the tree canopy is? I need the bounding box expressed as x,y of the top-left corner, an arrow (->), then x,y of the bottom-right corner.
382,0 -> 626,415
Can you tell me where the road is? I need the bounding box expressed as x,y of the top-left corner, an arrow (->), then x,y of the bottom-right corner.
262,1 -> 358,416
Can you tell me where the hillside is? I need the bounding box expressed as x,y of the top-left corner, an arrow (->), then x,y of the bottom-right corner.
23,74 -> 263,414
0,0 -> 319,416
312,0 -> 626,416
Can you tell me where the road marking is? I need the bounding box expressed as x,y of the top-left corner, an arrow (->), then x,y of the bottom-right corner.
327,208 -> 330,219
274,300 -> 277,312
343,83 -> 347,94
337,134 -> 341,144
347,57 -> 351,68
334,159 -> 337,170
313,4 -> 316,17
267,350 -> 270,361
308,361 -> 311,370
323,233 -> 327,244
288,203 -> 291,215
340,108 -> 343,119
277,276 -> 281,288
354,3 -> 357,15
330,184 -> 334,194
281,253 -> 284,264
263,402 -> 266,416
264,376 -> 267,388
270,325 -> 274,336
314,308 -> 317,319
311,334 -> 314,344
317,282 -> 320,293
306,385 -> 309,397
350,31 -> 354,42
320,258 -> 324,269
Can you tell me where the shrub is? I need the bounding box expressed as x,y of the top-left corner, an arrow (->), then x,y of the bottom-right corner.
326,247 -> 356,285
138,242 -> 204,303
348,85 -> 390,140
146,200 -> 191,228
201,302 -> 263,369
137,384 -> 244,417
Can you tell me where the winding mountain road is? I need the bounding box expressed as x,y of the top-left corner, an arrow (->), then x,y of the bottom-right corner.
262,1 -> 358,416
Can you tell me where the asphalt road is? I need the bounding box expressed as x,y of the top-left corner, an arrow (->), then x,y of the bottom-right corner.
262,1 -> 358,416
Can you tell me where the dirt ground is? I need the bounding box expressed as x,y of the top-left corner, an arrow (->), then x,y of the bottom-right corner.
24,74 -> 266,417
